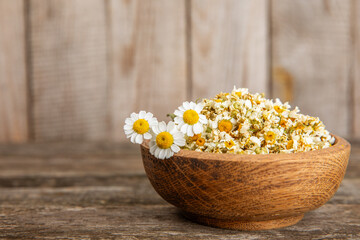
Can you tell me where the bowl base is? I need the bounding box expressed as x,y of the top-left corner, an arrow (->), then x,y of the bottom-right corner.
182,212 -> 304,231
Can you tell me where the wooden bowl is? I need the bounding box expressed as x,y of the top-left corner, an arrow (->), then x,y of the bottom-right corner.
140,135 -> 351,230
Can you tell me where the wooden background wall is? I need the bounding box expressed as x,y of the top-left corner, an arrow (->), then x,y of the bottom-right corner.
0,0 -> 359,144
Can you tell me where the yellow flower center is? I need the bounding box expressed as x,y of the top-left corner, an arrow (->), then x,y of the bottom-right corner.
225,140 -> 235,149
156,132 -> 174,149
287,140 -> 293,149
280,119 -> 287,127
265,131 -> 276,142
296,124 -> 304,130
191,133 -> 201,141
235,92 -> 242,98
183,110 -> 199,125
218,120 -> 232,133
133,119 -> 150,134
196,137 -> 205,146
274,105 -> 284,113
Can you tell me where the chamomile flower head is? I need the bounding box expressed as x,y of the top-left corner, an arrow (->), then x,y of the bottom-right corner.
182,87 -> 334,154
124,111 -> 158,144
174,101 -> 207,137
149,121 -> 185,159
124,86 -> 334,158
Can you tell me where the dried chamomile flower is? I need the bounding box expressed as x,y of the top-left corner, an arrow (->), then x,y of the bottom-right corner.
182,86 -> 334,155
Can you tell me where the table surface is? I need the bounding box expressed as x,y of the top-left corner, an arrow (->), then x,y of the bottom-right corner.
0,142 -> 359,239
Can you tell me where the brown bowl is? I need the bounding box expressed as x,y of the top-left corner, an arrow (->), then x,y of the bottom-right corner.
140,135 -> 351,230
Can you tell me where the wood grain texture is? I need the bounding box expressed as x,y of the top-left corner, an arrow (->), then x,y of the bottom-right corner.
0,142 -> 358,238
0,0 -> 28,143
141,136 -> 351,230
353,0 -> 360,139
191,0 -> 269,99
271,0 -> 352,137
29,0 -> 108,141
107,0 -> 187,142
0,204 -> 358,239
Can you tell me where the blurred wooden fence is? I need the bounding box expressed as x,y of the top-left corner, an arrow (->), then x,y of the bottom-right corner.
0,0 -> 359,143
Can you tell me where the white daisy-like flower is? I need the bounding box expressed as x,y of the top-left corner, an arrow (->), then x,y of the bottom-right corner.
174,101 -> 207,137
149,121 -> 185,159
124,111 -> 158,144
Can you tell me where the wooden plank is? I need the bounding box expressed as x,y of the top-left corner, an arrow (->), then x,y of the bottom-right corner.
191,0 -> 269,99
0,148 -> 144,181
0,188 -> 358,238
107,0 -> 187,142
271,0 -> 352,137
353,0 -> 360,139
0,0 -> 28,143
0,142 -> 139,157
0,204 -> 359,239
0,174 -> 358,205
0,143 -> 358,238
29,0 -> 108,141
0,142 -> 358,180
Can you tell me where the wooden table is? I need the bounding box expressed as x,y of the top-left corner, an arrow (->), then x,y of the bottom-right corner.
0,143 -> 359,239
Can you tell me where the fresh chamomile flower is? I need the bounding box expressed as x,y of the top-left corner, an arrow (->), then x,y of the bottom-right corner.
124,111 -> 158,144
174,101 -> 207,137
149,121 -> 185,159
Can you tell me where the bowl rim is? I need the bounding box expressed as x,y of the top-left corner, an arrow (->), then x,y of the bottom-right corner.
141,134 -> 351,163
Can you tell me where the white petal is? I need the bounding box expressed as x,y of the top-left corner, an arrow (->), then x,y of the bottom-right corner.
193,123 -> 202,134
180,124 -> 188,134
139,111 -> 146,119
144,132 -> 152,139
174,138 -> 185,146
195,103 -> 203,112
183,101 -> 190,110
130,113 -> 138,120
179,106 -> 185,112
170,126 -> 179,135
154,148 -> 161,158
159,149 -> 166,159
159,121 -> 167,132
189,102 -> 196,109
152,125 -> 161,135
172,132 -> 183,139
171,144 -> 180,153
148,118 -> 158,126
199,118 -> 207,124
174,117 -> 183,124
144,112 -> 153,120
174,110 -> 183,117
135,134 -> 143,144
164,149 -> 174,159
126,132 -> 134,139
164,149 -> 170,159
199,115 -> 207,124
187,126 -> 194,136
167,121 -> 175,132
125,129 -> 134,135
176,122 -> 184,131
124,124 -> 133,130
150,143 -> 157,154
130,133 -> 137,143
125,118 -> 134,125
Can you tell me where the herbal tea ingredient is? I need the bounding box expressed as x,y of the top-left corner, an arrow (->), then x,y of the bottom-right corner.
182,87 -> 334,154
124,87 -> 335,159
